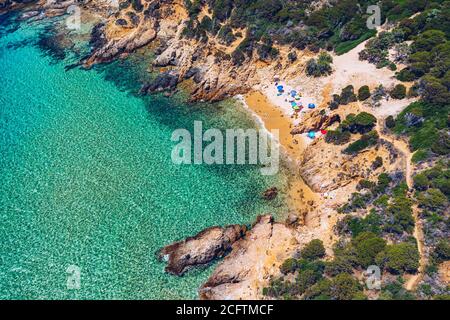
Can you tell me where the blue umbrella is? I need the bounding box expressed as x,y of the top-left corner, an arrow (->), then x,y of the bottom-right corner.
290,90 -> 297,97
277,85 -> 284,91
308,131 -> 316,139
308,103 -> 316,109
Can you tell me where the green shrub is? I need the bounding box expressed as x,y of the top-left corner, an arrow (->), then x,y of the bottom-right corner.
352,232 -> 387,268
413,173 -> 430,190
396,68 -> 417,82
338,85 -> 357,105
385,115 -> 396,129
340,112 -> 377,134
306,52 -> 333,77
301,239 -> 326,260
324,258 -> 353,277
417,188 -> 448,210
411,150 -> 429,163
329,273 -> 365,300
376,243 -> 420,274
432,240 -> 450,264
343,131 -> 379,155
390,84 -> 407,99
358,85 -> 371,101
325,130 -> 351,145
280,258 -> 298,275
384,195 -> 415,235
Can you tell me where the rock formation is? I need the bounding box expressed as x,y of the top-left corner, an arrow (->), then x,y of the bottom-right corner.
157,224 -> 246,276
199,215 -> 301,300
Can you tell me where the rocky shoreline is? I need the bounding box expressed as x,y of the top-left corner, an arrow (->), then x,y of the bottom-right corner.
157,224 -> 246,276
159,215 -> 317,300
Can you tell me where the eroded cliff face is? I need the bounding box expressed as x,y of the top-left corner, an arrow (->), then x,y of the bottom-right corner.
14,0 -> 317,101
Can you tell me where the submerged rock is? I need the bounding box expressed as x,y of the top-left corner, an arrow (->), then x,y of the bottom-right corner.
262,187 -> 278,201
157,224 -> 247,276
141,72 -> 179,94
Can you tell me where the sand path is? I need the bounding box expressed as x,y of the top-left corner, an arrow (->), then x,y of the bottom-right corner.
371,112 -> 426,291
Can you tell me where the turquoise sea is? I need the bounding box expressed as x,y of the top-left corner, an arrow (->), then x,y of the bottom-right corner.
0,16 -> 288,299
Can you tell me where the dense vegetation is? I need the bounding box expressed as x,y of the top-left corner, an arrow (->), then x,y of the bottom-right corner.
181,0 -> 427,65
325,112 -> 379,155
357,1 -> 449,163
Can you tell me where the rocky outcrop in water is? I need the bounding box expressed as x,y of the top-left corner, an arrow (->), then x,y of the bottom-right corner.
141,72 -> 179,94
262,187 -> 278,201
199,215 -> 302,300
157,224 -> 247,276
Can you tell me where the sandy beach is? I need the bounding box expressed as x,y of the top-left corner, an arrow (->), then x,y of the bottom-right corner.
241,91 -> 319,221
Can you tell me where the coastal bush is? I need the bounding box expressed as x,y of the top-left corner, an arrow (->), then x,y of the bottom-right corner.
346,212 -> 382,237
379,278 -> 416,300
306,52 -> 333,77
218,25 -> 236,46
413,172 -> 430,190
417,188 -> 448,210
294,269 -> 323,295
343,131 -> 379,155
324,258 -> 353,277
411,149 -> 429,163
376,242 -> 420,274
369,84 -> 389,107
396,68 -> 417,82
431,240 -> 450,264
411,163 -> 450,197
301,239 -> 325,260
307,273 -> 365,300
262,277 -> 293,298
280,258 -> 298,275
384,194 -> 415,235
340,112 -> 377,134
385,115 -> 396,129
357,179 -> 376,191
324,130 -> 351,145
376,173 -> 392,194
390,84 -> 407,99
288,51 -> 297,63
338,85 -> 357,105
338,192 -> 372,213
357,85 -> 371,101
352,232 -> 387,268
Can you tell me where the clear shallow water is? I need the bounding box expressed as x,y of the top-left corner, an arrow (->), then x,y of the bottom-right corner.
0,20 -> 288,299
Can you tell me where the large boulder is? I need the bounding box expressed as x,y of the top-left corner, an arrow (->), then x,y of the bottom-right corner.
157,224 -> 246,276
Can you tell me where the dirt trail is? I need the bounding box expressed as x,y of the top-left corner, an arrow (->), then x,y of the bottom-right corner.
373,117 -> 426,291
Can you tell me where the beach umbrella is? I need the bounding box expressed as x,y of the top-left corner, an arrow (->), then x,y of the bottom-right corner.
291,101 -> 297,107
308,131 -> 316,139
321,129 -> 328,135
290,90 -> 297,97
277,85 -> 284,91
308,103 -> 316,109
